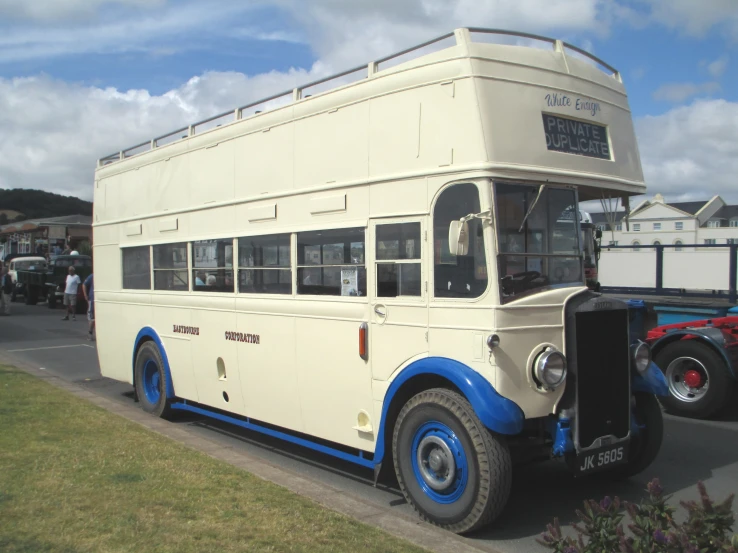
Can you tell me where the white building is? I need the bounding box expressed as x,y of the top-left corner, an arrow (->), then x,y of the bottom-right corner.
592,194 -> 738,250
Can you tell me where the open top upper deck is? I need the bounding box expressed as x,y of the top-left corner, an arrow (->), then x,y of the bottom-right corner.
94,28 -> 645,225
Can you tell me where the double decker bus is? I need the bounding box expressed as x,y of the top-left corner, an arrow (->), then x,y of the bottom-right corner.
93,28 -> 667,533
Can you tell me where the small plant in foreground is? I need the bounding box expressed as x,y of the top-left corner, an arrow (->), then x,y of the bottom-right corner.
538,479 -> 737,553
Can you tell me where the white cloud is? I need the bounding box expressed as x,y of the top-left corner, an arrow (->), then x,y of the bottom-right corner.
0,2 -> 291,64
706,55 -> 729,78
635,0 -> 738,39
0,68 -> 316,200
652,81 -> 721,103
273,0 -> 608,68
0,0 -> 164,22
636,99 -> 738,203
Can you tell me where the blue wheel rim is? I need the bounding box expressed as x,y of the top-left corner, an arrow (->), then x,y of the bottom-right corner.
142,359 -> 161,405
410,421 -> 468,504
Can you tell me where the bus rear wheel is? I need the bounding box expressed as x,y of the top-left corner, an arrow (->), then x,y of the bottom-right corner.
392,388 -> 511,534
134,341 -> 172,419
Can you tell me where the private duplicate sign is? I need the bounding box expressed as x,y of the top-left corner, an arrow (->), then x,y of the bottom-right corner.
542,93 -> 611,160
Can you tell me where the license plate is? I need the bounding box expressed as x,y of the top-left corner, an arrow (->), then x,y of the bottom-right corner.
576,442 -> 629,474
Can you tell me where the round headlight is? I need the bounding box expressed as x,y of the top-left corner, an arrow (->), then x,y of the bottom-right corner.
632,341 -> 651,374
534,349 -> 567,391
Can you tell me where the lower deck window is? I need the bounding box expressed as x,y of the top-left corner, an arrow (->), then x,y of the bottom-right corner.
297,228 -> 366,296
238,234 -> 291,294
153,243 -> 188,291
122,246 -> 151,290
192,239 -> 234,293
376,222 -> 421,297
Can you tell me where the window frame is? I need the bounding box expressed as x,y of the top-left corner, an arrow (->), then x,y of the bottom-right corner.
191,238 -> 235,294
653,223 -> 661,231
433,181 -> 492,302
491,181 -> 582,303
121,245 -> 152,290
633,223 -> 641,232
675,222 -> 684,230
295,227 -> 367,298
371,217 -> 425,301
237,233 -> 293,296
152,242 -> 190,292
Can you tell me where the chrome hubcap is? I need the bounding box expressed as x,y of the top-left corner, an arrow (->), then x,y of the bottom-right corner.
666,356 -> 709,403
416,435 -> 456,491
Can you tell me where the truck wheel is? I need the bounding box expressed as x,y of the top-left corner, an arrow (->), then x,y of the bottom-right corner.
134,341 -> 173,419
47,291 -> 57,309
392,388 -> 511,534
10,290 -> 17,302
598,393 -> 663,479
655,341 -> 733,419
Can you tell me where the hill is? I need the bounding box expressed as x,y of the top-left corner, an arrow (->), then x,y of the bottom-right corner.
0,189 -> 92,223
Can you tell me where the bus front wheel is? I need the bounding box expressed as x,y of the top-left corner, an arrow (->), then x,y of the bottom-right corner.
134,341 -> 173,419
392,388 -> 512,534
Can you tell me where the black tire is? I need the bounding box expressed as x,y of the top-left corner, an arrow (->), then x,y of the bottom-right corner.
10,290 -> 17,302
392,388 -> 511,534
75,298 -> 87,315
600,393 -> 663,479
654,341 -> 734,419
47,291 -> 56,309
134,341 -> 173,418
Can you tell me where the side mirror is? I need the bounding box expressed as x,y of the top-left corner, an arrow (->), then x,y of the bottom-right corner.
448,220 -> 469,256
595,229 -> 603,239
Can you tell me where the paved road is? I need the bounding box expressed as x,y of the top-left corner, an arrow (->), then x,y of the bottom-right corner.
2,302 -> 738,553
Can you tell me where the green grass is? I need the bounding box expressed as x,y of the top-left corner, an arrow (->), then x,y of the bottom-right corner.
0,367 -> 426,553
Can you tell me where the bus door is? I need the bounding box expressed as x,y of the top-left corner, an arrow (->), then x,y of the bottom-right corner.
369,216 -> 429,394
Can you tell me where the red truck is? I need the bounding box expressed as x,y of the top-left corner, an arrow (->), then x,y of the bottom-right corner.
645,317 -> 738,418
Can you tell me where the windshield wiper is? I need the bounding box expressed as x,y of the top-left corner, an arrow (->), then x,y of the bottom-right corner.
518,184 -> 546,233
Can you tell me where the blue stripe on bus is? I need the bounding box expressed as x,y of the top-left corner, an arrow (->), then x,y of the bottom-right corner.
133,327 -> 175,399
170,401 -> 375,469
372,357 -> 525,467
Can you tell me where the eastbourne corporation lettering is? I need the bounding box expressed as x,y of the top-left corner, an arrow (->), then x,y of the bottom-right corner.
542,113 -> 611,160
225,331 -> 260,344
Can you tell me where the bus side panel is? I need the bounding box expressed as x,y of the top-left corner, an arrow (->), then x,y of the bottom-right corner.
150,303 -> 199,402
236,307 -> 302,432
295,308 -> 375,452
96,299 -> 134,384
191,302 -> 245,415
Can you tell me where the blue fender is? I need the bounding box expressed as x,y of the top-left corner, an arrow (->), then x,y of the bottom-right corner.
132,327 -> 175,399
651,330 -> 736,380
372,357 -> 524,466
632,361 -> 668,397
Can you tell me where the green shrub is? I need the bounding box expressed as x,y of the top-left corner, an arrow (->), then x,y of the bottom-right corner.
538,479 -> 737,553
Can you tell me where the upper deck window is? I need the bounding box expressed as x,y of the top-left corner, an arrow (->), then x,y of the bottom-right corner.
297,228 -> 366,296
239,234 -> 291,295
192,239 -> 233,293
495,183 -> 582,301
153,243 -> 188,291
433,183 -> 488,299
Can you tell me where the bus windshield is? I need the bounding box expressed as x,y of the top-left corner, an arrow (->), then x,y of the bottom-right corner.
495,182 -> 583,300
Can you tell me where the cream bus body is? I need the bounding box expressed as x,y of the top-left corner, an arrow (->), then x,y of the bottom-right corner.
93,29 -> 664,532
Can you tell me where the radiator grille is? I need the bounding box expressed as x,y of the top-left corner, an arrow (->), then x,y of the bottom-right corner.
575,309 -> 630,449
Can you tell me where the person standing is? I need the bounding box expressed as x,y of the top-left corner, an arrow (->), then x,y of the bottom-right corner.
62,266 -> 81,321
83,273 -> 95,340
0,267 -> 12,316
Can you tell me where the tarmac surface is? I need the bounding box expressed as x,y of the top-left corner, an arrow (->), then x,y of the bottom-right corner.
2,301 -> 738,553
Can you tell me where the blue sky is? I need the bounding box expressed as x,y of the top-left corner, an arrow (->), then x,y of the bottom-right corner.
0,0 -> 736,203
